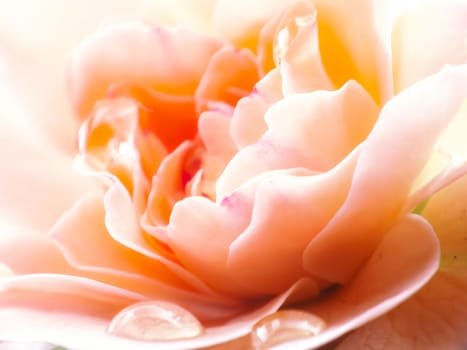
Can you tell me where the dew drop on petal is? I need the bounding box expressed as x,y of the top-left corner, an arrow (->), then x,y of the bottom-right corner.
107,301 -> 204,341
251,310 -> 326,349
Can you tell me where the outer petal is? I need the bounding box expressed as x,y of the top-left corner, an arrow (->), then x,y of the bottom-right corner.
334,271 -> 467,350
0,79 -> 95,233
272,214 -> 440,350
0,276 -> 307,350
392,0 -> 467,93
304,64 -> 467,283
422,174 -> 467,272
136,0 -> 217,34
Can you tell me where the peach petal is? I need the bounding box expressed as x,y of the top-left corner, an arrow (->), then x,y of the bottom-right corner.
116,85 -> 197,152
213,0 -> 295,50
272,214 -> 440,350
167,193 -> 252,297
136,0 -> 217,34
69,21 -> 222,116
217,81 -> 378,198
272,0 -> 334,94
142,141 -> 196,231
50,190 -> 196,291
0,64 -> 96,233
195,46 -> 259,112
304,64 -> 467,284
105,181 -> 228,298
0,1 -> 140,55
198,110 -> 237,199
199,110 -> 236,159
168,150 -> 355,298
264,80 -> 378,169
226,149 -> 358,295
0,275 -> 308,350
335,271 -> 467,350
0,226 -> 243,322
422,174 -> 467,271
392,0 -> 467,93
312,0 -> 392,104
230,94 -> 269,149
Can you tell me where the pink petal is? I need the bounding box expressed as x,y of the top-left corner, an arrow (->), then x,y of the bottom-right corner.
198,110 -> 238,199
304,64 -> 467,284
273,214 -> 440,350
168,149 -> 358,297
69,21 -> 222,117
217,80 -> 378,198
422,174 -> 467,271
335,271 -> 467,349
392,0 -> 467,93
312,0 -> 392,104
0,228 -> 244,323
195,46 -> 259,112
0,275 -> 308,350
0,97 -> 95,233
104,181 -> 229,299
136,0 -> 217,34
50,190 -> 197,292
213,0 -> 293,50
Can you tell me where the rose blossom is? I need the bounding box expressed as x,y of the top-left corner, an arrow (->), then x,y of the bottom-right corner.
0,0 -> 466,349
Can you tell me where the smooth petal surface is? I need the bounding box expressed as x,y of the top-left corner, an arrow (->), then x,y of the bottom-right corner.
271,214 -> 440,350
0,73 -> 95,233
217,80 -> 378,198
0,276 -> 308,350
304,64 -> 467,284
168,149 -> 358,297
312,0 -> 392,104
69,22 -> 222,116
136,0 -> 217,34
334,271 -> 467,350
392,0 -> 467,93
423,174 -> 467,272
214,0 -> 295,50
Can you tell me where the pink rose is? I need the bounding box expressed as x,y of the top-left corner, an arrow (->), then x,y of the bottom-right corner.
0,0 -> 466,349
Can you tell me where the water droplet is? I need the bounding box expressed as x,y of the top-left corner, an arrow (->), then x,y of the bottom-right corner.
251,310 -> 325,349
107,301 -> 204,341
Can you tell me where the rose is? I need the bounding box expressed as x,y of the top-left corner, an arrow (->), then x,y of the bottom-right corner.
0,1 -> 466,350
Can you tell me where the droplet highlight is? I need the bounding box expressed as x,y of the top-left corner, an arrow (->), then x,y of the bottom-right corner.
251,310 -> 326,349
107,301 -> 204,341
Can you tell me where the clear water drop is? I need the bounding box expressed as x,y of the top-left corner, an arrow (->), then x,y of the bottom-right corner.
107,301 -> 204,341
251,310 -> 326,349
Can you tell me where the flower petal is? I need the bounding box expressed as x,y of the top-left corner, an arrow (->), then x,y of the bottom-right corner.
0,275 -> 307,350
304,64 -> 467,283
422,174 -> 467,272
214,0 -> 294,50
273,214 -> 439,350
0,91 -> 95,233
69,21 -> 222,117
217,80 -> 378,198
334,271 -> 467,350
392,0 -> 467,93
195,46 -> 259,112
312,0 -> 392,104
